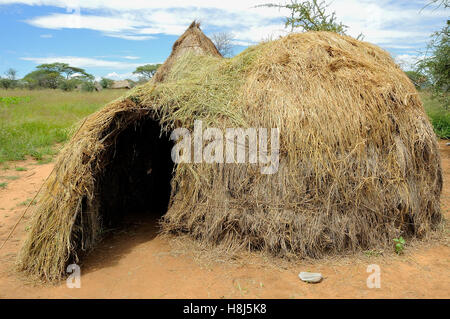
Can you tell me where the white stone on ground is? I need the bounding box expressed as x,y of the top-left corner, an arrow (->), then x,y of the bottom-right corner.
298,272 -> 323,283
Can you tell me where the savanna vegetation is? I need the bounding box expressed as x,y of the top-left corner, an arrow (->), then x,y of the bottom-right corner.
0,63 -> 162,92
0,88 -> 446,167
0,89 -> 126,164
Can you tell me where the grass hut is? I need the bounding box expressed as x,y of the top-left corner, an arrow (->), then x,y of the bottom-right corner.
110,80 -> 132,89
94,82 -> 103,92
18,22 -> 442,281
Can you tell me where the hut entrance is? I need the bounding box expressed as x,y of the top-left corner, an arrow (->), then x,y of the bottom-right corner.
96,115 -> 175,229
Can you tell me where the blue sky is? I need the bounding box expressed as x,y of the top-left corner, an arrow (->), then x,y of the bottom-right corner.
0,0 -> 447,80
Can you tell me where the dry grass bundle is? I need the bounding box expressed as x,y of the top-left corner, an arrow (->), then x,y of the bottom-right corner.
18,25 -> 442,282
153,21 -> 222,83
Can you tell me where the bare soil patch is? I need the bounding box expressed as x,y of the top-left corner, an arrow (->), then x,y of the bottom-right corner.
0,141 -> 449,298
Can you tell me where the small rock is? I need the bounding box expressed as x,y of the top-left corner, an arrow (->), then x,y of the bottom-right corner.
298,272 -> 323,283
446,143 -> 450,146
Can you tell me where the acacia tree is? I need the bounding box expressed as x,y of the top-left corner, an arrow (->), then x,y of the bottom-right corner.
5,68 -> 17,81
0,68 -> 18,89
133,64 -> 162,82
36,63 -> 91,80
211,32 -> 234,57
23,69 -> 62,89
23,63 -> 93,90
422,0 -> 449,9
417,0 -> 449,108
258,0 -> 363,39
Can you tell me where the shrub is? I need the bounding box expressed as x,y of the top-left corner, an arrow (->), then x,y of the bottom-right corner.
59,79 -> 79,92
80,81 -> 95,92
100,78 -> 114,89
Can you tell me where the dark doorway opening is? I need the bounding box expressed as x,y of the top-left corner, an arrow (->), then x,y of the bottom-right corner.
96,115 -> 175,231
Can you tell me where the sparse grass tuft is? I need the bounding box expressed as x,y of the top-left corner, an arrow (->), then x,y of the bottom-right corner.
37,158 -> 53,165
364,249 -> 384,257
2,175 -> 19,180
18,198 -> 37,206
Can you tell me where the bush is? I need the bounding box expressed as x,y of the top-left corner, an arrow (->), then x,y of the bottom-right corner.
23,70 -> 62,89
59,79 -> 79,92
0,78 -> 16,90
421,91 -> 450,139
80,81 -> 95,92
428,109 -> 450,139
100,78 -> 114,89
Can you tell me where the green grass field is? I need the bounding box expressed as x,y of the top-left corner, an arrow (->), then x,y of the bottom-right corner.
0,89 -> 126,164
420,91 -> 449,139
0,88 -> 448,164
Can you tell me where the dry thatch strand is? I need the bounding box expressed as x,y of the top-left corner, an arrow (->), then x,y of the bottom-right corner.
17,23 -> 443,282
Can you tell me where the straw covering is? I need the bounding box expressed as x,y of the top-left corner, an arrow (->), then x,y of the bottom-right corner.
18,23 -> 442,281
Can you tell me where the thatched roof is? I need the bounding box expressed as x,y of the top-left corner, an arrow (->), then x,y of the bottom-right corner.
110,80 -> 132,89
153,21 -> 222,83
94,82 -> 102,91
18,24 -> 442,282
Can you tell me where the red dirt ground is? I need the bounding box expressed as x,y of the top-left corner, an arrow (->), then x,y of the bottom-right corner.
0,142 -> 449,299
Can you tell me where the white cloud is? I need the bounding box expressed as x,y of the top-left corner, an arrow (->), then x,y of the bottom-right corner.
105,71 -> 138,81
26,13 -> 146,32
378,44 -> 417,50
1,0 -> 448,50
94,55 -> 142,60
105,33 -> 155,41
122,56 -> 140,60
395,54 -> 421,71
230,24 -> 288,45
20,56 -> 145,69
2,1 -> 289,42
